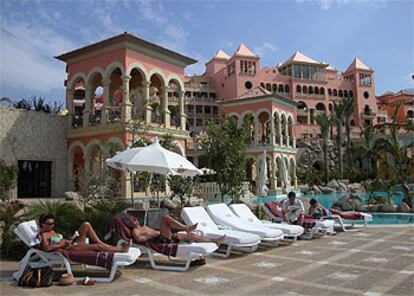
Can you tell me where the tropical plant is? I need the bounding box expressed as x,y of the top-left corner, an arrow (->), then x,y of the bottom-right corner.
0,200 -> 26,255
203,117 -> 248,202
374,106 -> 414,208
85,199 -> 131,239
0,160 -> 18,200
332,102 -> 345,177
358,122 -> 379,177
168,176 -> 193,206
26,201 -> 85,238
315,112 -> 332,183
342,97 -> 356,168
297,168 -> 324,187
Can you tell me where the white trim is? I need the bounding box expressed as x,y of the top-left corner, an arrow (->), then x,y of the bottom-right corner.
127,62 -> 149,81
104,61 -> 125,80
86,67 -> 105,84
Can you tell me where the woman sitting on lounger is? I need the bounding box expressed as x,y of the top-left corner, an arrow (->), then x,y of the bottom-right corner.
38,213 -> 130,253
108,213 -> 225,246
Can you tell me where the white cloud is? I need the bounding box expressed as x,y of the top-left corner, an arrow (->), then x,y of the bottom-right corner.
254,42 -> 279,58
0,20 -> 75,96
295,0 -> 388,10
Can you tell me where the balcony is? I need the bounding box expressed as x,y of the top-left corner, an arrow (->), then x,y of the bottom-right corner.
361,110 -> 376,119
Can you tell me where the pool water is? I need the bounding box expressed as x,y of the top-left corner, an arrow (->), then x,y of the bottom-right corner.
251,192 -> 414,225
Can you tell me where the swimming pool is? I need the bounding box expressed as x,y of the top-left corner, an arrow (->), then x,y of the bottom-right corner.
250,192 -> 414,225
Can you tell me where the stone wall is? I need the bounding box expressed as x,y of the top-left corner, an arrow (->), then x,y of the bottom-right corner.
0,109 -> 68,198
296,138 -> 339,171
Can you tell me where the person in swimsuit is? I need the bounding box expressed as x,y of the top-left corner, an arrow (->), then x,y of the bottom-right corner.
38,213 -> 130,253
128,214 -> 225,246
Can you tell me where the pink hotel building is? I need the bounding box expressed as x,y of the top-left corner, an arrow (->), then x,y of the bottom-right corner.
57,32 -> 385,196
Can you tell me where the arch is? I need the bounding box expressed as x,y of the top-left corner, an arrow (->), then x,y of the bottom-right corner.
338,89 -> 343,97
260,82 -> 265,88
278,84 -> 284,92
316,103 -> 326,111
68,72 -> 87,90
350,119 -> 356,126
309,86 -> 314,94
296,85 -> 302,93
333,89 -> 338,96
303,85 -> 308,94
265,83 -> 272,91
86,67 -> 105,85
314,87 -> 319,95
407,110 -> 414,118
255,108 -> 271,118
349,90 -> 353,98
148,68 -> 167,85
166,73 -> 184,91
105,137 -> 125,150
272,84 -> 277,92
227,113 -> 240,126
104,61 -> 125,80
344,90 -> 348,97
85,139 -> 104,158
320,87 -> 325,95
284,84 -> 290,93
297,101 -> 307,110
127,62 -> 149,80
68,141 -> 86,157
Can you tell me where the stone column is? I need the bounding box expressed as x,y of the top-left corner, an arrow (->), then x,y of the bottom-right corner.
270,157 -> 277,191
121,75 -> 132,123
102,79 -> 111,124
253,117 -> 260,145
161,86 -> 170,128
83,86 -> 93,127
277,120 -> 282,145
142,80 -> 152,124
67,155 -> 75,191
307,109 -> 311,124
67,89 -> 74,128
178,90 -> 186,130
285,122 -> 289,146
270,118 -> 275,146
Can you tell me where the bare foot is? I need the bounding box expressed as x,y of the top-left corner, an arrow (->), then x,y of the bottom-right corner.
119,239 -> 131,252
186,223 -> 198,234
214,235 -> 226,246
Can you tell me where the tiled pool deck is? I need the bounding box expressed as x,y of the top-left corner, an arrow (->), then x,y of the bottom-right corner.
1,226 -> 413,296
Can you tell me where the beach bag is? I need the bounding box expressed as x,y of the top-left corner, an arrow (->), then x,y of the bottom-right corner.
18,266 -> 53,288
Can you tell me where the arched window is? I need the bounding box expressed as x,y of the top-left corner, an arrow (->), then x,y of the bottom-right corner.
338,90 -> 343,97
285,85 -> 290,93
272,84 -> 277,92
316,103 -> 326,111
407,110 -> 414,118
266,83 -> 271,91
344,90 -> 348,97
278,84 -> 284,92
309,86 -> 313,94
260,82 -> 265,88
349,90 -> 353,98
328,88 -> 332,96
350,119 -> 355,126
320,87 -> 325,95
296,85 -> 302,93
303,86 -> 308,94
333,89 -> 338,96
314,87 -> 319,95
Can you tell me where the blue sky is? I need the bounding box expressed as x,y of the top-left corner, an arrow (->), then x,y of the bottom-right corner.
0,0 -> 413,104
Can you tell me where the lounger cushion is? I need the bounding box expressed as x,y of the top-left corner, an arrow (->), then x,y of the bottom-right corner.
229,204 -> 304,236
181,207 -> 261,245
113,247 -> 141,264
176,242 -> 218,257
16,220 -> 40,246
206,204 -> 284,239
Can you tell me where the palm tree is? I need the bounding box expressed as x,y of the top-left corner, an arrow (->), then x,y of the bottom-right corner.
359,122 -> 379,177
316,113 -> 332,183
332,102 -> 345,178
342,97 -> 356,168
375,106 -> 414,208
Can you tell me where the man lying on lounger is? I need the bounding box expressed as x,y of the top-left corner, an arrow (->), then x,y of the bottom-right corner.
107,213 -> 225,246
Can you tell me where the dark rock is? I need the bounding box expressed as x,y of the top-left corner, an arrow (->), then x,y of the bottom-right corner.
396,202 -> 411,213
326,180 -> 339,189
320,186 -> 336,194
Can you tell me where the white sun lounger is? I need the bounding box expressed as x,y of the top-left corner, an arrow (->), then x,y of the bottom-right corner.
206,204 -> 284,245
229,203 -> 305,241
181,206 -> 261,257
13,220 -> 141,283
261,202 -> 336,239
130,241 -> 218,272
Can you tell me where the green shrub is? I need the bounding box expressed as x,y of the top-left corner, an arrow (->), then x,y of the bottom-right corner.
86,200 -> 131,238
0,160 -> 18,200
0,200 -> 27,255
26,201 -> 85,237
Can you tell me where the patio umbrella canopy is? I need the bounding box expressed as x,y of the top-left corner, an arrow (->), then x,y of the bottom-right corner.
106,138 -> 202,177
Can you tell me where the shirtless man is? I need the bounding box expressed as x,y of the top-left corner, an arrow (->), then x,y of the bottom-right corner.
129,214 -> 225,246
